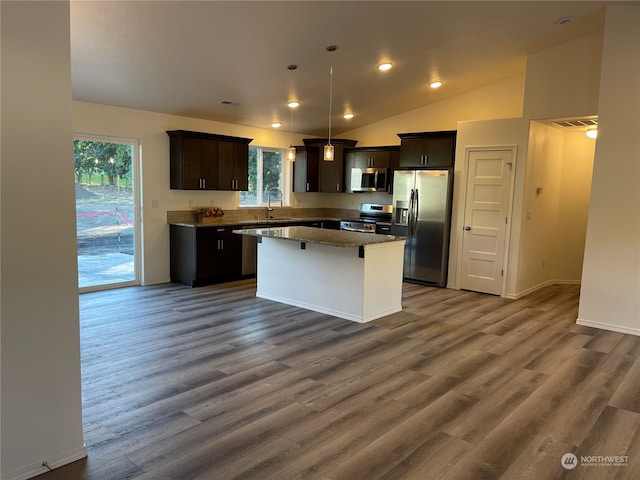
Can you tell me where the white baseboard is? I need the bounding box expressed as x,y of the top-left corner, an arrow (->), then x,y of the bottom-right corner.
2,445 -> 87,480
576,317 -> 640,336
505,279 -> 581,300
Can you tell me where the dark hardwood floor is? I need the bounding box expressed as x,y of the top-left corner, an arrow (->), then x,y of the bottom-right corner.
36,280 -> 639,480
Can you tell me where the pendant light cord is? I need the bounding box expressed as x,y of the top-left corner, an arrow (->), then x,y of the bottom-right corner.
328,65 -> 333,145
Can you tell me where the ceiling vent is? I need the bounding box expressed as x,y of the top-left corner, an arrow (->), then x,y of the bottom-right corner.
220,100 -> 242,107
550,118 -> 598,128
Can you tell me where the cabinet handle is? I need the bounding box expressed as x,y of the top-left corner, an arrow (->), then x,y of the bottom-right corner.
336,183 -> 340,192
306,182 -> 310,192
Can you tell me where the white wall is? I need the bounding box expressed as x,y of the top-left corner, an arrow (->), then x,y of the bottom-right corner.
578,6 -> 640,335
1,2 -> 86,479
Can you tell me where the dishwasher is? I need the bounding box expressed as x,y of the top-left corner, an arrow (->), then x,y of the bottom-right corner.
241,225 -> 259,276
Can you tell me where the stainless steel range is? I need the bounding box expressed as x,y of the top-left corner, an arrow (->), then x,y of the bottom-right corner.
340,203 -> 393,233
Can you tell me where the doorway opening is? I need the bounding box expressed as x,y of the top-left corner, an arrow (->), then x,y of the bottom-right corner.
74,135 -> 140,291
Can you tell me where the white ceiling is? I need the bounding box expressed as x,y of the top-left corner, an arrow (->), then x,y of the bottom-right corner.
70,1 -> 616,137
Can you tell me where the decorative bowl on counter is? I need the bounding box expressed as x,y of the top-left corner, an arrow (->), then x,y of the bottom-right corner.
195,207 -> 224,220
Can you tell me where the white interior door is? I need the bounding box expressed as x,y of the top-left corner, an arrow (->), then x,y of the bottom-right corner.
460,148 -> 515,295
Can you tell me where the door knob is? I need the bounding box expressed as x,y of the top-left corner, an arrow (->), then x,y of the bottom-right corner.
464,226 -> 471,231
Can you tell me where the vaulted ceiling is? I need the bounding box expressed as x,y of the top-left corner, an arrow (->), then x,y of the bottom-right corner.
70,1 -> 614,136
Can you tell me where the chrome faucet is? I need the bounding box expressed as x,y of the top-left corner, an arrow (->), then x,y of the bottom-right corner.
266,187 -> 283,218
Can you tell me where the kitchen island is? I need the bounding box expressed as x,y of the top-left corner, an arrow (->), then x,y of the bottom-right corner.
234,226 -> 406,323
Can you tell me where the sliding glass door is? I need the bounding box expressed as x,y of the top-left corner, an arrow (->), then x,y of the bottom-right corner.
74,135 -> 139,290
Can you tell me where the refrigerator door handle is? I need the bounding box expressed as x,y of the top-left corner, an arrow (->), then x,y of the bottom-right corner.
415,189 -> 419,234
409,189 -> 415,230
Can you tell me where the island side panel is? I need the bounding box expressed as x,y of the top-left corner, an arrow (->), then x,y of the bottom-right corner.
362,240 -> 405,321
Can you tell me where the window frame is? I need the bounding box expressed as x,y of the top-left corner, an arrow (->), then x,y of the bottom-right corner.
240,145 -> 291,207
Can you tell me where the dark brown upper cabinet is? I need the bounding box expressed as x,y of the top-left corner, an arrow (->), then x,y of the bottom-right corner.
167,130 -> 252,190
294,138 -> 357,193
397,131 -> 456,168
293,146 -> 319,193
346,148 -> 392,169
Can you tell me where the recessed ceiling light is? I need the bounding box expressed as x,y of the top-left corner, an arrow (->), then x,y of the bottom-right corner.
287,101 -> 300,108
429,81 -> 443,89
377,62 -> 393,71
343,113 -> 354,119
271,122 -> 282,128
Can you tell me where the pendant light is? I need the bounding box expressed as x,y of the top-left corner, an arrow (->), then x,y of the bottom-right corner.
287,106 -> 296,161
324,45 -> 337,161
286,64 -> 299,162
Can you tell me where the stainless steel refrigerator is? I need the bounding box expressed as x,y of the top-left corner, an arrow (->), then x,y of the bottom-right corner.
392,170 -> 453,287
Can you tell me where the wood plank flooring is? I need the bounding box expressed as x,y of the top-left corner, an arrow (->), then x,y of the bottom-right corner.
35,280 -> 640,480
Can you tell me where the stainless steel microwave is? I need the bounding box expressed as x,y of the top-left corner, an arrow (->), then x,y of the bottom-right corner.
350,167 -> 388,192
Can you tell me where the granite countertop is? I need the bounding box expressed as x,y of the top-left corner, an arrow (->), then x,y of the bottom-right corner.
234,226 -> 405,248
169,217 -> 337,228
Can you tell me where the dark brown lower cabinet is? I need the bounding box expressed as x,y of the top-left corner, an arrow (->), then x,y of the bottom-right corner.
170,225 -> 242,287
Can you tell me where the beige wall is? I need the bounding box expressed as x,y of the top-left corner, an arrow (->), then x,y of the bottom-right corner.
517,122 -> 565,294
578,6 -> 640,335
552,130 -> 595,282
448,118 -> 530,297
344,74 -> 525,146
523,32 -> 602,120
1,1 -> 86,478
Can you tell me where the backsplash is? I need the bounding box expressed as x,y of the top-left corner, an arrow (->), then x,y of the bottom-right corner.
167,207 -> 359,224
